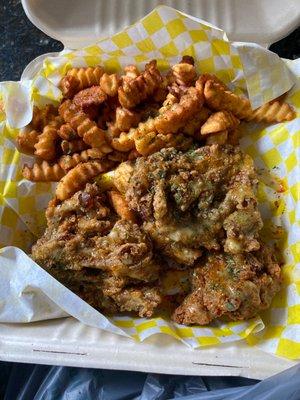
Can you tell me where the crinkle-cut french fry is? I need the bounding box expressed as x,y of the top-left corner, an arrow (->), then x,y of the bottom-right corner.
16,128 -> 39,154
197,73 -> 229,91
34,116 -> 62,161
183,107 -> 211,137
59,100 -> 112,153
245,99 -> 296,123
172,59 -> 197,86
201,110 -> 240,135
58,148 -> 105,171
123,65 -> 140,82
135,131 -> 193,156
108,190 -> 136,222
154,86 -> 204,134
159,93 -> 178,114
111,131 -> 135,152
115,107 -> 141,131
56,160 -> 114,201
111,117 -> 157,152
61,139 -> 88,154
118,60 -> 163,109
205,130 -> 229,145
22,161 -> 65,182
59,66 -> 104,98
58,123 -> 78,140
31,104 -> 58,131
204,80 -> 252,119
100,73 -> 120,97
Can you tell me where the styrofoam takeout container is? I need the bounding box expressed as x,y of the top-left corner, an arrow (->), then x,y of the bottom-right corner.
1,0 -> 299,378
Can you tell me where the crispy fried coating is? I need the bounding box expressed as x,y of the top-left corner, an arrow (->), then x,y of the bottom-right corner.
172,60 -> 197,86
182,107 -> 211,137
172,245 -> 281,325
59,100 -> 112,153
61,139 -> 88,154
31,104 -> 58,131
58,123 -> 78,140
197,73 -> 229,91
124,146 -> 261,265
16,128 -> 39,154
154,86 -> 204,134
56,160 -> 114,200
118,60 -> 163,109
205,130 -> 228,145
204,80 -> 295,123
108,190 -> 136,222
100,73 -> 120,97
113,161 -> 135,194
58,148 -> 106,171
204,80 -> 253,119
34,116 -> 62,161
59,66 -> 104,98
134,131 -> 192,156
246,99 -> 296,123
201,111 -> 240,135
115,107 -> 141,131
31,183 -> 162,316
22,161 -> 65,182
123,65 -> 140,82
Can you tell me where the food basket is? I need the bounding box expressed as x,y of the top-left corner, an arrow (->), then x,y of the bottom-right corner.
0,0 -> 299,379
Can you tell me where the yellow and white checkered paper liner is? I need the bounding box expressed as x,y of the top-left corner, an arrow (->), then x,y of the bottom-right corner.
0,6 -> 299,358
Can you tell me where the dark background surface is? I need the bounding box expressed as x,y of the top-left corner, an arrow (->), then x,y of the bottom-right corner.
0,0 -> 299,82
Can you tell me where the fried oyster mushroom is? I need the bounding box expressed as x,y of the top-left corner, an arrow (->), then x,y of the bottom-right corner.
116,145 -> 263,266
172,245 -> 281,325
31,183 -> 162,317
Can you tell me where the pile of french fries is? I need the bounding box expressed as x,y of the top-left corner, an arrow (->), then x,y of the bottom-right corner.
17,56 -> 295,201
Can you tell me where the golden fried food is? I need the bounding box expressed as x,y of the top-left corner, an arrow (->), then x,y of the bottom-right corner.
173,245 -> 281,325
246,98 -> 296,123
134,131 -> 192,156
205,130 -> 228,145
118,60 -> 163,109
100,73 -> 120,97
31,104 -> 58,131
108,190 -> 136,222
197,73 -> 229,91
115,107 -> 141,131
154,86 -> 204,134
31,183 -> 161,317
56,160 -> 114,200
22,161 -> 65,182
171,59 -> 197,86
26,57 -> 292,323
59,100 -> 112,152
16,128 -> 39,154
123,146 -> 261,265
60,66 -> 104,98
58,148 -> 105,171
201,111 -> 240,135
34,117 -> 62,161
204,80 -> 253,119
58,123 -> 78,140
123,65 -> 140,82
182,107 -> 211,137
61,139 -> 87,154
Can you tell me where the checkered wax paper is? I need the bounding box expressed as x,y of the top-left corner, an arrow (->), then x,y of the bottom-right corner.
0,6 -> 299,358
